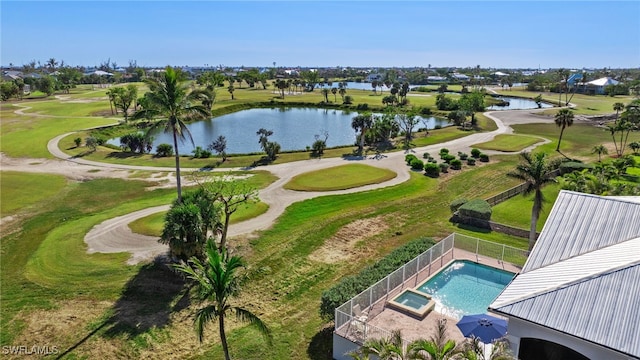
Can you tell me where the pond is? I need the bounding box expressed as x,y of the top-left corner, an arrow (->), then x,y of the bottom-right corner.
110,108 -> 449,155
486,96 -> 554,111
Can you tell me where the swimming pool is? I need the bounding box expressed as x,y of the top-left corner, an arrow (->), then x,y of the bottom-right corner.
415,260 -> 515,319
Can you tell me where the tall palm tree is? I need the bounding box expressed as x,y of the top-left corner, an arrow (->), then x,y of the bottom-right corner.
132,66 -> 210,203
174,239 -> 271,360
508,152 -> 561,251
592,144 -> 608,162
554,108 -> 574,152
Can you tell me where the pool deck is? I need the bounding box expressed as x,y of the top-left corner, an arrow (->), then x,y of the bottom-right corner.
336,248 -> 521,344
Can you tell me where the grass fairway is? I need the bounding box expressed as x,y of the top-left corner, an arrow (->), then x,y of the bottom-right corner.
284,164 -> 397,191
473,134 -> 544,152
1,171 -> 68,215
128,201 -> 270,237
492,89 -> 634,115
491,183 -> 562,231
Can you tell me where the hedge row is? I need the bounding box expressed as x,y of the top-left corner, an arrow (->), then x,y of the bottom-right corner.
319,237 -> 435,320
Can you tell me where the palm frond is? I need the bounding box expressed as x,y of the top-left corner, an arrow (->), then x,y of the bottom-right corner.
233,307 -> 272,344
194,304 -> 218,342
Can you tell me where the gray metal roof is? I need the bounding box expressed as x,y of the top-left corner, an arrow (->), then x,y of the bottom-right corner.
489,191 -> 640,358
523,191 -> 640,272
493,264 -> 640,358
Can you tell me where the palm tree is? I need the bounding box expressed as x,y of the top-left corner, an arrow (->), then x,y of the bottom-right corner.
352,329 -> 408,360
331,87 -> 338,102
554,108 -> 574,152
174,240 -> 271,360
408,318 -> 461,360
613,102 -> 625,124
132,66 -> 210,203
592,144 -> 608,162
507,152 -> 561,251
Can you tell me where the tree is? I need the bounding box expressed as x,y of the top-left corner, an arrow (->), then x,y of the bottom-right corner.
74,137 -> 82,147
202,175 -> 257,251
630,141 -> 640,154
161,202 -> 205,262
311,131 -> 329,157
300,70 -> 319,91
507,152 -> 560,251
321,88 -> 330,102
173,240 -> 271,360
227,84 -> 235,100
458,91 -> 485,127
338,87 -> 347,102
534,94 -> 543,108
112,84 -> 138,122
85,136 -> 98,151
208,135 -> 228,162
396,110 -> 419,149
0,81 -> 19,101
132,66 -> 210,204
592,144 -> 608,162
200,85 -> 217,111
331,87 -> 338,102
554,108 -> 574,153
352,113 -> 373,156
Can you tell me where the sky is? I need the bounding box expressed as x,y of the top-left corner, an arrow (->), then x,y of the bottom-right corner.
1,1 -> 639,69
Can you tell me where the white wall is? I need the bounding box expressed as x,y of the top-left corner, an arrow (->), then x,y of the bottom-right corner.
506,317 -> 633,360
333,333 -> 361,360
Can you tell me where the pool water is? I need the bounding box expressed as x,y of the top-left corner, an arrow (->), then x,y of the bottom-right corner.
393,291 -> 430,310
416,260 -> 515,319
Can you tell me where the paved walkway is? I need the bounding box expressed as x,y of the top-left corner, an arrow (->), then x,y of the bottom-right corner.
4,107 -> 555,264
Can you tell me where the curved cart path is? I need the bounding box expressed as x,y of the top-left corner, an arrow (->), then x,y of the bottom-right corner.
3,108 -> 555,264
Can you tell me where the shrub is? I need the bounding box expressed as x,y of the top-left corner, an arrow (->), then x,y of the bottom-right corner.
442,154 -> 456,163
343,95 -> 353,104
439,148 -> 450,156
439,163 -> 449,173
450,198 -> 468,213
156,143 -> 174,157
405,154 -> 418,165
434,124 -> 442,129
85,136 -> 98,151
422,152 -> 430,159
74,137 -> 82,147
450,159 -> 462,170
467,158 -> 476,166
471,148 -> 481,158
479,153 -> 490,162
458,152 -> 469,160
356,103 -> 369,110
458,199 -> 492,220
410,158 -> 424,171
319,237 -> 435,320
424,162 -> 439,177
559,161 -> 593,175
192,146 -> 212,158
420,107 -> 432,116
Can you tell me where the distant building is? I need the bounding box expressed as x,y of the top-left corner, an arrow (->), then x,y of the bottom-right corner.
586,77 -> 620,95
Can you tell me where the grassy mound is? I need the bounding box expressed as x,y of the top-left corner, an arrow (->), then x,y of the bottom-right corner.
284,164 -> 396,191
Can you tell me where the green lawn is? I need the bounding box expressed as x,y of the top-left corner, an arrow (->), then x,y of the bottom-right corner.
473,134 -> 544,152
284,164 -> 397,191
492,89 -> 635,115
491,183 -> 562,231
0,171 -> 68,215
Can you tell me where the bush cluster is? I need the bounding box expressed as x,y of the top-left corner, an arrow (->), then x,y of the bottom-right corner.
424,162 -> 440,177
410,158 -> 424,171
319,237 -> 435,320
471,148 -> 481,158
449,198 -> 468,213
156,143 -> 174,157
458,199 -> 492,220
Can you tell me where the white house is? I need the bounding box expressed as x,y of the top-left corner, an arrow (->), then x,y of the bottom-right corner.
585,77 -> 620,95
490,191 -> 640,360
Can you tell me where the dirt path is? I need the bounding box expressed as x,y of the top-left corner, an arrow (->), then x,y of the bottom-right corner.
2,108 -> 555,264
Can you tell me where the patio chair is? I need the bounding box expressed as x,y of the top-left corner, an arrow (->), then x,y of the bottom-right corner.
352,304 -> 368,322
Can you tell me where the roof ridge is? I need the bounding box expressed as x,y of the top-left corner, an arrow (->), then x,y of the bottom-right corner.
491,237 -> 640,309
